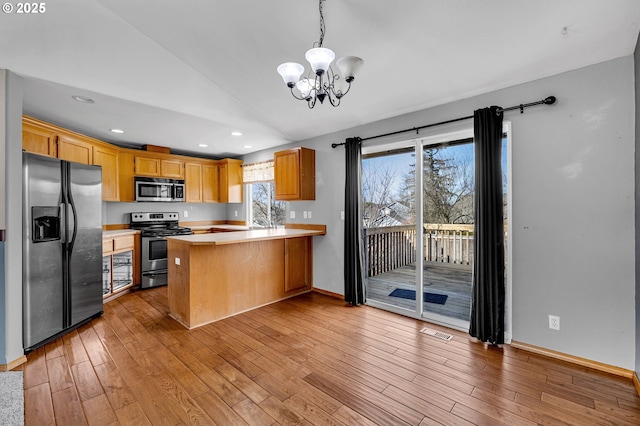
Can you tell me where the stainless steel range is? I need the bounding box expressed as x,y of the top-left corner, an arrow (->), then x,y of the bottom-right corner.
130,212 -> 192,289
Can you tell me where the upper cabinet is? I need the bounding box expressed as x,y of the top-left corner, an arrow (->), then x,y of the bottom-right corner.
134,155 -> 184,179
93,144 -> 120,201
218,159 -> 243,203
22,118 -> 57,157
184,161 -> 203,203
57,133 -> 93,165
202,163 -> 220,203
161,158 -> 184,179
22,117 -> 118,201
274,147 -> 315,201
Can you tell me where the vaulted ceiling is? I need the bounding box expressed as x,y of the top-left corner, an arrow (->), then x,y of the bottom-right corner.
1,0 -> 639,157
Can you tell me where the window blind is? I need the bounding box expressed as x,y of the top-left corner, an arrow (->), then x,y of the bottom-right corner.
242,160 -> 274,183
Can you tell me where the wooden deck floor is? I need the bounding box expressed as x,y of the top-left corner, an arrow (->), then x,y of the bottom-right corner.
18,287 -> 640,425
366,262 -> 472,321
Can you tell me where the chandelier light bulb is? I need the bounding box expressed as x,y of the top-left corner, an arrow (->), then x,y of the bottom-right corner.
336,56 -> 364,82
296,79 -> 316,99
277,62 -> 304,87
305,47 -> 335,75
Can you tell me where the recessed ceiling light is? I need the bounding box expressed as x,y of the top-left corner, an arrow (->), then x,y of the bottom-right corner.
109,128 -> 125,134
243,145 -> 253,149
231,131 -> 243,136
72,95 -> 95,104
198,144 -> 208,148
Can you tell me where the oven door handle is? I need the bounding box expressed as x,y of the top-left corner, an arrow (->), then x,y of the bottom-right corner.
142,270 -> 168,277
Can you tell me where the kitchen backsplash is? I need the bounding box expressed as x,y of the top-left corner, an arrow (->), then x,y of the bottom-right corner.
103,202 -> 228,225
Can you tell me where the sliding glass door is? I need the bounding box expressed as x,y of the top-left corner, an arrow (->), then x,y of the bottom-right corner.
363,126 -> 510,335
421,140 -> 474,329
362,147 -> 417,314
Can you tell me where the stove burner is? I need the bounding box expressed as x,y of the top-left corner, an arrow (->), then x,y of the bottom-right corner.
140,227 -> 193,237
130,212 -> 192,237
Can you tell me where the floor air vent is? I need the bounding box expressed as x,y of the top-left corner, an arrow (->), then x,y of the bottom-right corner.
420,327 -> 453,341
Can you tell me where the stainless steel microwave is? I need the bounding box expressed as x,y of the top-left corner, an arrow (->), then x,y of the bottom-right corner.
134,177 -> 185,202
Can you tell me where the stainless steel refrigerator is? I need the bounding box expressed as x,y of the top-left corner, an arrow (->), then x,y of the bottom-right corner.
23,152 -> 104,353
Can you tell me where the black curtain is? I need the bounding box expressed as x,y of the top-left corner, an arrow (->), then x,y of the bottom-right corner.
469,106 -> 505,344
344,137 -> 365,306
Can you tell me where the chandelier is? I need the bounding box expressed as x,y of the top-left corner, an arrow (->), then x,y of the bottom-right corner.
277,0 -> 363,108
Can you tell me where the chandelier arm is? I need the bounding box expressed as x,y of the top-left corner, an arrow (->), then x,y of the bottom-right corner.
289,86 -> 308,101
307,96 -> 317,109
328,93 -> 341,107
338,80 -> 353,98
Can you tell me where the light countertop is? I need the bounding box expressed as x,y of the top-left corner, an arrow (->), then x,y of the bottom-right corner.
188,224 -> 250,232
102,229 -> 139,238
166,228 -> 325,246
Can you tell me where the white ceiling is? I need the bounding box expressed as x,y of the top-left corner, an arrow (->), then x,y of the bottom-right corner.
1,0 -> 639,157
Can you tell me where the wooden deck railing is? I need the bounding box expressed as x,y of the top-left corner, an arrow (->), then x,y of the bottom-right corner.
364,223 -> 474,277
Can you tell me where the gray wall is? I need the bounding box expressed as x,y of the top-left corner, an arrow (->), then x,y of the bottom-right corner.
634,32 -> 640,377
243,56 -> 636,370
0,70 -> 23,364
104,201 -> 228,225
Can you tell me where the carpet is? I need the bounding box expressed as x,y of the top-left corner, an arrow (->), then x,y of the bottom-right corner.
389,288 -> 448,305
0,371 -> 23,426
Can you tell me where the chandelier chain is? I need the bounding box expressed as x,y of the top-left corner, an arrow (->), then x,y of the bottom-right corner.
318,0 -> 325,47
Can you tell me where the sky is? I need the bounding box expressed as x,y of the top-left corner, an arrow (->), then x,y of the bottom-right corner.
362,137 -> 508,202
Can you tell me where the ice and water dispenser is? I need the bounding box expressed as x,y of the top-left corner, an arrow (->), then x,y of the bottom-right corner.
31,206 -> 60,243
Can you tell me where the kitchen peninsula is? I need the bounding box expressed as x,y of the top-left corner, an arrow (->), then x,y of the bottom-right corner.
166,225 -> 326,329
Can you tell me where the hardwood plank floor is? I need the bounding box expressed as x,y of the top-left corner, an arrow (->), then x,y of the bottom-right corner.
20,287 -> 640,425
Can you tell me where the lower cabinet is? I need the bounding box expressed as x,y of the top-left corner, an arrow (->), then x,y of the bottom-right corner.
284,237 -> 312,293
103,234 -> 136,298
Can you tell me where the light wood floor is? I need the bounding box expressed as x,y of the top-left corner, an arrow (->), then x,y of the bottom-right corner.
366,262 -> 472,321
18,287 -> 640,425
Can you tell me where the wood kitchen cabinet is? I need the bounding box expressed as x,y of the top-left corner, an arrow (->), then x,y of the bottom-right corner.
135,155 -> 184,179
202,162 -> 220,202
134,156 -> 161,176
184,161 -> 203,202
93,144 -> 119,201
218,159 -> 243,203
57,133 -> 93,165
161,158 -> 184,179
284,237 -> 312,292
22,116 -> 120,201
102,233 -> 136,299
274,147 -> 315,200
22,118 -> 57,157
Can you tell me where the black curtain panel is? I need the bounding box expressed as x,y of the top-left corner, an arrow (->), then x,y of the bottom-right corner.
344,137 -> 365,306
469,106 -> 505,344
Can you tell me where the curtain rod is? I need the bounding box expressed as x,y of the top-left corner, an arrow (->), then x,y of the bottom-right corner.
331,96 -> 556,148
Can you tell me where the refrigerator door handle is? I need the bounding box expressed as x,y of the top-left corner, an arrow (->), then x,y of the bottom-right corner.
59,203 -> 66,244
68,196 -> 78,253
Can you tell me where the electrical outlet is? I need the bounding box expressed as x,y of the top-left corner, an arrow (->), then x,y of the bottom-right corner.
175,257 -> 181,266
340,211 -> 345,220
183,210 -> 188,218
308,211 -> 312,219
234,210 -> 238,217
549,315 -> 560,330
303,211 -> 308,219
290,211 -> 295,219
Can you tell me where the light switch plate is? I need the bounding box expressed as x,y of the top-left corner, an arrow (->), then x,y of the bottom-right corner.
175,257 -> 181,265
290,211 -> 295,219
